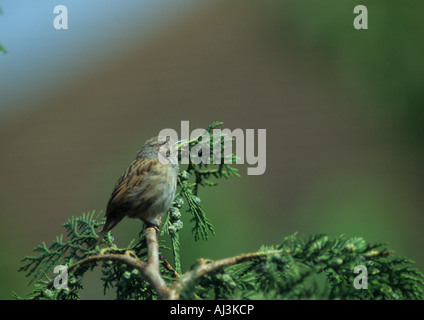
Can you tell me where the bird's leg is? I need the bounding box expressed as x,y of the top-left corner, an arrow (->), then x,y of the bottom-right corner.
139,219 -> 161,238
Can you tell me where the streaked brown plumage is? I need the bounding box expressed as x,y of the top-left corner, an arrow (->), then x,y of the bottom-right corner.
96,136 -> 179,246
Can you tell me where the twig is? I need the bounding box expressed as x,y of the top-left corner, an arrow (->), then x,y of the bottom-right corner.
172,249 -> 282,299
141,227 -> 177,299
46,227 -> 179,299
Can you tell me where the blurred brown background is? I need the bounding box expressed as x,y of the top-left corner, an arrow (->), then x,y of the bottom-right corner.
1,1 -> 423,299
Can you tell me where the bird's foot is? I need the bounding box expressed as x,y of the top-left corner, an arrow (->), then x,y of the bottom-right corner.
138,221 -> 160,238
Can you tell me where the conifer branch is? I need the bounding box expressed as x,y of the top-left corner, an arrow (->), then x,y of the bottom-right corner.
0,7 -> 6,53
37,227 -> 177,300
173,249 -> 282,298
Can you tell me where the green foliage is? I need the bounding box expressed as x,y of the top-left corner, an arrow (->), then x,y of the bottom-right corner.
15,217 -> 424,300
15,122 -> 424,300
234,234 -> 423,300
161,121 -> 240,273
0,7 -> 6,54
16,212 -> 101,299
19,211 -> 103,284
15,211 -> 168,300
99,239 -> 159,300
177,234 -> 423,300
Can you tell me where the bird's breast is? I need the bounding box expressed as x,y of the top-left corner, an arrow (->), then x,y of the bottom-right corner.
128,163 -> 177,221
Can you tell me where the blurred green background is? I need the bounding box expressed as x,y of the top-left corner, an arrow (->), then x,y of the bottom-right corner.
1,0 -> 423,299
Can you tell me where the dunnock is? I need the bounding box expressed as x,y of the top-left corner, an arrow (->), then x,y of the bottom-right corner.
96,136 -> 179,246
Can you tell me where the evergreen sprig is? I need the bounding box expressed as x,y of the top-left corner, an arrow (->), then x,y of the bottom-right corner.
16,215 -> 424,300
15,211 -> 103,299
18,211 -> 101,285
161,121 -> 241,272
0,7 -> 6,54
203,234 -> 424,300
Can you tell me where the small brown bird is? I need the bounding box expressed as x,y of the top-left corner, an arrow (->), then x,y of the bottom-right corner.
96,136 -> 179,246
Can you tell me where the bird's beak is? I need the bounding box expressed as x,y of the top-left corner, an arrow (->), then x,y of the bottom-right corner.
175,139 -> 190,150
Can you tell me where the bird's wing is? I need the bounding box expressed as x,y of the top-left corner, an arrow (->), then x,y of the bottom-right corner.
98,158 -> 160,242
108,157 -> 156,207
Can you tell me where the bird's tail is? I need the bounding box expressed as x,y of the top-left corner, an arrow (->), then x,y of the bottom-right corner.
95,228 -> 108,247
95,216 -> 122,247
